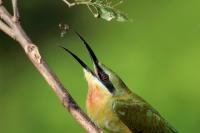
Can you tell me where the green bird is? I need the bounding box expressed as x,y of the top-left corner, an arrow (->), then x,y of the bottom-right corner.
61,32 -> 178,133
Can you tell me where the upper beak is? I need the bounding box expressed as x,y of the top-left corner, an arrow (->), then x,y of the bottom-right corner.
60,32 -> 103,78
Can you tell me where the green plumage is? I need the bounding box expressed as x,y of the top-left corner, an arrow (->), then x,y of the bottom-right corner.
113,97 -> 178,133
85,64 -> 178,133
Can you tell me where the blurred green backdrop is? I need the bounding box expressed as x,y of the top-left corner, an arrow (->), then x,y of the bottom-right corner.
0,0 -> 200,133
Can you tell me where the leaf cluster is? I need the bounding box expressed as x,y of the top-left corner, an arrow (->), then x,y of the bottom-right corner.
69,0 -> 128,21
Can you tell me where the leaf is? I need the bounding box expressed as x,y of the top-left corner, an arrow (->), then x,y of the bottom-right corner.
96,6 -> 116,21
115,10 -> 128,22
95,5 -> 128,22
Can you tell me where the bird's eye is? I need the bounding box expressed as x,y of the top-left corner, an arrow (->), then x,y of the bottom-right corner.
99,72 -> 109,81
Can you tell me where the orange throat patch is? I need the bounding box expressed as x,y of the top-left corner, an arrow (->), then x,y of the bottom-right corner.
86,82 -> 111,115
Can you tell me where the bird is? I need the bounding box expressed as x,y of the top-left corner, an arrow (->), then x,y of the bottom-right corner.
60,32 -> 178,133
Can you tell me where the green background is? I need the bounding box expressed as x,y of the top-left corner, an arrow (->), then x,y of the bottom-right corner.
0,0 -> 200,133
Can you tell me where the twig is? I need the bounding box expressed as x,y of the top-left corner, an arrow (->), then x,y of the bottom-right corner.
0,6 -> 13,27
62,0 -> 76,7
62,0 -> 92,7
12,0 -> 19,21
0,20 -> 13,38
0,1 -> 102,133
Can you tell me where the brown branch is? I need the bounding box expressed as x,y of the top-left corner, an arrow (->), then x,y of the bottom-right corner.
0,1 -> 102,133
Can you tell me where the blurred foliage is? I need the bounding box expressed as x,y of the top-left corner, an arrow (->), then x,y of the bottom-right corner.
63,0 -> 128,21
1,0 -> 200,133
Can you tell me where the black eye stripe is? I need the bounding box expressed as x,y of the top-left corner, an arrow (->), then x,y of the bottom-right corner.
103,81 -> 115,93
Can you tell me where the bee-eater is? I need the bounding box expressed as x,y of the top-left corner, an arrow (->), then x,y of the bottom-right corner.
61,32 -> 178,133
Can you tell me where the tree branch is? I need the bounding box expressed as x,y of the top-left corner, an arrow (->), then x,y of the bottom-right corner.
0,1 -> 102,133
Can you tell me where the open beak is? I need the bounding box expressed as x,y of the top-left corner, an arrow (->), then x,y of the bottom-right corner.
60,32 -> 103,79
61,32 -> 115,93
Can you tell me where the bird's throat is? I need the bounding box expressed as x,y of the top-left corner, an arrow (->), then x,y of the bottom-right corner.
86,82 -> 112,119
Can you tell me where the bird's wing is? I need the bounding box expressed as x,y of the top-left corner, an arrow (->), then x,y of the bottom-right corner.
112,99 -> 178,133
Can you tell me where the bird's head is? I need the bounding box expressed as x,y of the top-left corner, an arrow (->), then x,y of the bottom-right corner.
61,32 -> 130,96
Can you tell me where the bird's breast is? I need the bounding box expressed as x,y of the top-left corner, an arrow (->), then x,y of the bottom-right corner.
86,84 -> 132,133
86,82 -> 114,127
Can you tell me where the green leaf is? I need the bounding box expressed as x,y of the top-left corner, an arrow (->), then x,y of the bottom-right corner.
115,11 -> 128,22
96,6 -> 116,21
95,5 -> 128,22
